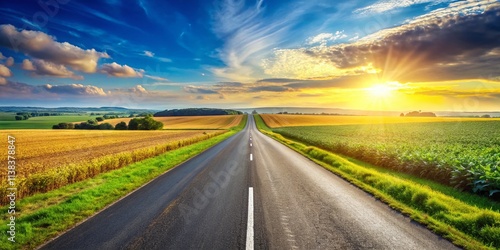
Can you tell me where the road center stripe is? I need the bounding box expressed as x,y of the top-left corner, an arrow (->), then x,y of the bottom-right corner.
246,187 -> 254,250
250,154 -> 253,161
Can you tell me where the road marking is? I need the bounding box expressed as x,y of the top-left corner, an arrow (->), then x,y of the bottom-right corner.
250,154 -> 253,161
246,187 -> 254,250
250,143 -> 252,147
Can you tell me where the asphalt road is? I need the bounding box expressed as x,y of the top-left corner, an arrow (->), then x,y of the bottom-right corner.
41,115 -> 459,250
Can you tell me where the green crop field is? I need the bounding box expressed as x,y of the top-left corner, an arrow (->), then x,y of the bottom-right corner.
272,121 -> 500,197
0,115 -> 99,129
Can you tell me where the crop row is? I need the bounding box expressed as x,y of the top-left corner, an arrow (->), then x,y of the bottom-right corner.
272,121 -> 500,197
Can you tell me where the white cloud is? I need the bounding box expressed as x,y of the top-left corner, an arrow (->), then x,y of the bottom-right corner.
0,52 -> 4,60
130,85 -> 148,94
5,57 -> 14,67
21,59 -> 35,70
307,31 -> 347,45
354,0 -> 452,14
21,59 -> 83,79
143,50 -> 154,57
0,64 -> 12,77
0,24 -> 109,73
0,77 -> 6,85
101,62 -> 144,77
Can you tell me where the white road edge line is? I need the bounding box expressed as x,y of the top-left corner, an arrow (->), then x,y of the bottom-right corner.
250,154 -> 253,161
246,187 -> 254,250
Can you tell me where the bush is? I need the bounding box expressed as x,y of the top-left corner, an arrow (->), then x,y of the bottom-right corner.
96,117 -> 104,122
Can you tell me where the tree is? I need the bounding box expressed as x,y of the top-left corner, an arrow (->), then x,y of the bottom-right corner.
87,119 -> 98,125
96,117 -> 104,122
400,113 -> 405,117
115,121 -> 128,130
128,118 -> 140,130
98,123 -> 114,130
15,116 -> 23,120
481,114 -> 491,118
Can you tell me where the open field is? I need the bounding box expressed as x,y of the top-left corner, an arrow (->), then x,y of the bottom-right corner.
0,115 -> 100,129
260,114 -> 500,128
103,115 -> 243,129
0,129 -> 226,203
255,115 -> 500,249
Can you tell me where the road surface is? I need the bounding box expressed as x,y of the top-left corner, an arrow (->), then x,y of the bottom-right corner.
41,115 -> 458,250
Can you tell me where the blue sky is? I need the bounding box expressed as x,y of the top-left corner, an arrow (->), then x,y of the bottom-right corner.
0,0 -> 499,111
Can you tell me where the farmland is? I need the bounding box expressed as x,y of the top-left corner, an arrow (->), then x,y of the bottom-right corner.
0,129 -> 226,203
262,115 -> 500,197
260,114 -> 500,128
102,115 -> 243,129
0,115 -> 101,129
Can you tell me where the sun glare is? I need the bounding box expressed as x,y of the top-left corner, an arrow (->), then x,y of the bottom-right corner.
368,84 -> 393,98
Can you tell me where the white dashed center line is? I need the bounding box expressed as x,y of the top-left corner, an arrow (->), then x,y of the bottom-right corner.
246,187 -> 254,250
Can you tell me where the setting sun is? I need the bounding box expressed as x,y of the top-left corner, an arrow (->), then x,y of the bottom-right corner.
367,84 -> 393,98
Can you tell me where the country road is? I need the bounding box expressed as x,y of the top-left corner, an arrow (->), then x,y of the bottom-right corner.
40,116 -> 458,250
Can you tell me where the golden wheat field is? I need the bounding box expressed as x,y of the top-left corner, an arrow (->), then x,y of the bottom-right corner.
100,115 -> 243,129
260,114 -> 500,128
0,129 -> 225,202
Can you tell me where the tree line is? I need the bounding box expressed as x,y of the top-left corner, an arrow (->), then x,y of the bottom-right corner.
53,115 -> 163,130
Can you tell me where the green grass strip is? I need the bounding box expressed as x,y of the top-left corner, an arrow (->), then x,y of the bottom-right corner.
254,115 -> 500,250
0,115 -> 247,249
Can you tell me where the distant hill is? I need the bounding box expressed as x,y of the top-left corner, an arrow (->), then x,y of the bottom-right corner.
0,106 -> 156,113
154,108 -> 242,117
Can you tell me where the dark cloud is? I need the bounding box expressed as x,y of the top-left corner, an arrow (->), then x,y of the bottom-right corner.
407,88 -> 500,99
42,84 -> 107,96
285,75 -> 371,89
183,86 -> 219,94
249,86 -> 294,92
0,82 -> 106,97
214,82 -> 244,87
256,78 -> 300,83
309,4 -> 500,82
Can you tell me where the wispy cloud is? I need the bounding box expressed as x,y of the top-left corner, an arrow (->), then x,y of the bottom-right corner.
143,50 -> 155,57
210,0 -> 317,81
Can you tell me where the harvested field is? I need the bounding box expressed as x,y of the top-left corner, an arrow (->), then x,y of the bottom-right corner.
0,129 -> 225,202
102,115 -> 243,129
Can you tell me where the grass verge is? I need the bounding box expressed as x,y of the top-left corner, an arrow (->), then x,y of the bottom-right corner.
0,115 -> 247,249
254,114 -> 500,250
